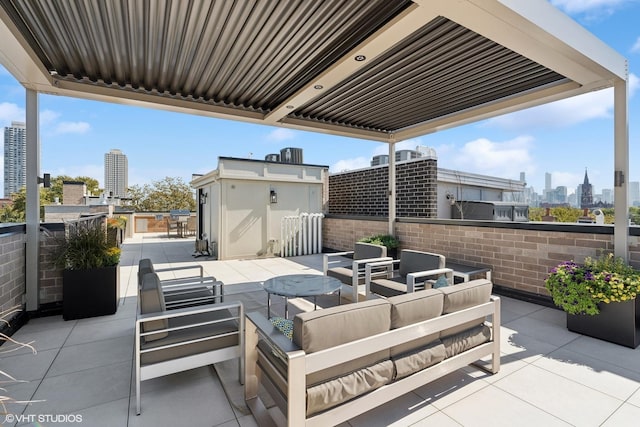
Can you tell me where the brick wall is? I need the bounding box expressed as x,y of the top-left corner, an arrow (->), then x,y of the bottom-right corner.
329,158 -> 437,217
323,217 -> 640,296
0,229 -> 26,313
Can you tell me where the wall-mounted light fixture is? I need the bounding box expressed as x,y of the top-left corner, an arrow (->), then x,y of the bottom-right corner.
614,170 -> 625,187
199,192 -> 208,204
37,172 -> 51,188
270,190 -> 277,204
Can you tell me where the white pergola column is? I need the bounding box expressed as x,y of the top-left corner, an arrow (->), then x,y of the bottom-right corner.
25,89 -> 40,311
613,77 -> 629,262
388,141 -> 396,236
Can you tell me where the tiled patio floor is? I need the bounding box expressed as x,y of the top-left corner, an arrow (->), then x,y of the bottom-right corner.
4,233 -> 640,426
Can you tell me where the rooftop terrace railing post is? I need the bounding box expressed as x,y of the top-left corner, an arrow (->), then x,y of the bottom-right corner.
614,75 -> 629,262
25,89 -> 40,311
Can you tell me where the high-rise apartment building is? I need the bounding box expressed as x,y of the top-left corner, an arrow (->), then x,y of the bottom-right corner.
629,181 -> 640,206
3,121 -> 26,197
104,149 -> 128,198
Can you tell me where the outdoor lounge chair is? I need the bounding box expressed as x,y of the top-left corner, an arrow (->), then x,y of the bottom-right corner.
136,272 -> 243,415
323,242 -> 392,302
138,259 -> 223,308
365,249 -> 453,297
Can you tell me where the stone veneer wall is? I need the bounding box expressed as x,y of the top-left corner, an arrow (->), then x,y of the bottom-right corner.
0,226 -> 26,313
328,158 -> 437,217
323,216 -> 640,296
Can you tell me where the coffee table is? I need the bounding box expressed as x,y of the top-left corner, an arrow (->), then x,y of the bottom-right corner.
446,262 -> 492,282
263,274 -> 342,319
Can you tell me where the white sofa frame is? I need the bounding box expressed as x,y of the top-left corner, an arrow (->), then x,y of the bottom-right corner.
135,301 -> 244,415
244,296 -> 500,427
364,259 -> 454,296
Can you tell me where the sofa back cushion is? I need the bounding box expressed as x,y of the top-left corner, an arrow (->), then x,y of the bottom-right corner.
387,289 -> 446,376
353,242 -> 387,260
139,273 -> 169,342
293,298 -> 391,386
398,250 -> 444,278
439,279 -> 492,338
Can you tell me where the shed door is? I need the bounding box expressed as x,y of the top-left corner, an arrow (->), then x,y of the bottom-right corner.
223,182 -> 267,258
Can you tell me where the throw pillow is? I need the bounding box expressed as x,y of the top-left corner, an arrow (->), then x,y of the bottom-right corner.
433,275 -> 449,289
270,316 -> 293,340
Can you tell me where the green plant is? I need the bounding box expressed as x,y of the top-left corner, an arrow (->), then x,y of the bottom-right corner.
358,234 -> 399,249
53,221 -> 121,270
545,254 -> 640,315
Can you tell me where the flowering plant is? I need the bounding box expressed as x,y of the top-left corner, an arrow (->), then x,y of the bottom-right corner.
545,253 -> 640,315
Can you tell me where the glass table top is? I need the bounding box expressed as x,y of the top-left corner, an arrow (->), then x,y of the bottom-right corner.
262,274 -> 342,297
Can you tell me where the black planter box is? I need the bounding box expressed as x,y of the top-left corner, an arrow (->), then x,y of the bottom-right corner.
63,265 -> 120,320
567,298 -> 640,348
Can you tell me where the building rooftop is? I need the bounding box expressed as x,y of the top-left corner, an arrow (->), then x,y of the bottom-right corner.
4,233 -> 640,426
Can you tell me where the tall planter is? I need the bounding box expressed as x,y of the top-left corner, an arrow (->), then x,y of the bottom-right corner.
567,298 -> 640,348
63,265 -> 120,320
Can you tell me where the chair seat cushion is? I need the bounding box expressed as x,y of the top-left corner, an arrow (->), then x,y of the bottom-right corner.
370,277 -> 407,297
140,310 -> 238,365
326,267 -> 360,286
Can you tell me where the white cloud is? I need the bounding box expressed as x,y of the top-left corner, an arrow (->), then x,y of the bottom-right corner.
266,128 -> 296,142
632,37 -> 640,53
0,102 -> 24,127
331,157 -> 370,173
450,136 -> 535,179
40,109 -> 61,126
54,121 -> 91,134
550,0 -> 629,14
486,73 -> 639,131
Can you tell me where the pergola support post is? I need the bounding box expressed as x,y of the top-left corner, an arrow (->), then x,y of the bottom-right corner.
388,141 -> 396,236
613,76 -> 629,262
25,89 -> 40,311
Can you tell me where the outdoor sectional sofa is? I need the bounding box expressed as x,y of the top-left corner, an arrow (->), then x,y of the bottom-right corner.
244,278 -> 500,427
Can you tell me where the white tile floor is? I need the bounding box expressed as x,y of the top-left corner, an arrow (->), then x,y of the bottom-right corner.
3,233 -> 640,426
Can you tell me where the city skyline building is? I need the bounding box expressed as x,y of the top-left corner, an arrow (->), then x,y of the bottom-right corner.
630,181 -> 640,206
580,169 -> 593,208
104,149 -> 128,198
3,121 -> 26,197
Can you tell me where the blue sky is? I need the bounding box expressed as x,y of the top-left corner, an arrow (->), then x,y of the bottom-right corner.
1,0 -> 639,195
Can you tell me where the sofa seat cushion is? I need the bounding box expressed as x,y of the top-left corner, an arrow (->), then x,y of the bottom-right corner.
140,310 -> 238,365
442,324 -> 492,358
306,360 -> 394,417
255,339 -> 394,417
440,279 -> 492,338
387,289 -> 444,356
293,299 -> 391,386
392,340 -> 446,380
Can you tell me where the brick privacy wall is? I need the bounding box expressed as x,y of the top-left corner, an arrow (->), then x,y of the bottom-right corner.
323,217 -> 640,296
329,158 -> 437,217
39,229 -> 64,304
0,232 -> 26,313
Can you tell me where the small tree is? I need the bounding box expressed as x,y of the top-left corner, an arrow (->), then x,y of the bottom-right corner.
125,177 -> 196,212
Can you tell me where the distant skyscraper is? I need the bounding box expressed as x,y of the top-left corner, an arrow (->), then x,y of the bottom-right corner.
580,169 -> 593,208
630,181 -> 640,206
104,149 -> 128,198
545,173 -> 552,192
3,121 -> 26,197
